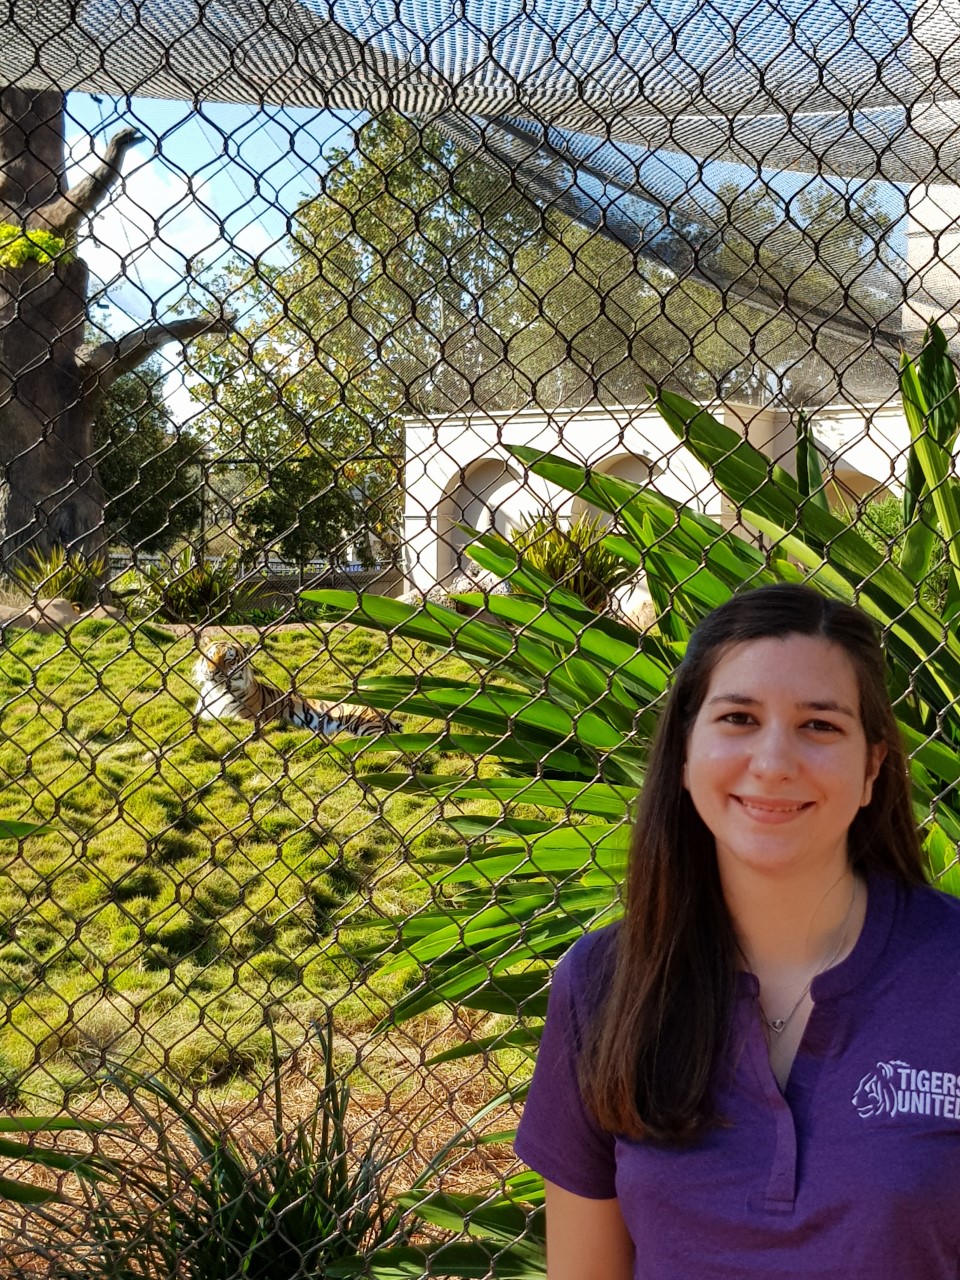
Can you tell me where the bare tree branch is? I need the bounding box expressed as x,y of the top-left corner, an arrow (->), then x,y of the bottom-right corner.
31,127 -> 144,235
77,314 -> 235,394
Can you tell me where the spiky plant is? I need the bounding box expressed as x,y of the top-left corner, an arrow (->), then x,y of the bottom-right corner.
508,510 -> 635,613
59,1021 -> 403,1280
10,545 -> 107,606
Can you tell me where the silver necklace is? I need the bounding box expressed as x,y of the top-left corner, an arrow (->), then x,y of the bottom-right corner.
759,879 -> 859,1037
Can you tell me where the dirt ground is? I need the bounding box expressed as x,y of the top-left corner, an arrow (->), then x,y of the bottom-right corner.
0,1017 -> 526,1275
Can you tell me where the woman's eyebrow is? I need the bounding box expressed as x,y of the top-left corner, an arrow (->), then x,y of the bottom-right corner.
707,692 -> 856,717
801,698 -> 856,717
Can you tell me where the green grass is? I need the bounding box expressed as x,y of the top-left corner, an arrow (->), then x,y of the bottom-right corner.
0,619 -> 485,1105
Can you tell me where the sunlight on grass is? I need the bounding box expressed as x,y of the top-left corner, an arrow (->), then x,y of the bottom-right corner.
0,618 -> 500,1106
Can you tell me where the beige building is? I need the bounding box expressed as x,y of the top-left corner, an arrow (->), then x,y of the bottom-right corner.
402,398 -> 913,606
402,184 -> 960,603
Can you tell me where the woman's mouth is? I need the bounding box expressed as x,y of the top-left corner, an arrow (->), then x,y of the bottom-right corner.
733,796 -> 814,822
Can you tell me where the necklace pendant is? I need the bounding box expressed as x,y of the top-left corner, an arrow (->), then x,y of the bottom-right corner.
769,1018 -> 785,1034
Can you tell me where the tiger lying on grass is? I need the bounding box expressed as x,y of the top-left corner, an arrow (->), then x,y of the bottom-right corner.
193,640 -> 400,736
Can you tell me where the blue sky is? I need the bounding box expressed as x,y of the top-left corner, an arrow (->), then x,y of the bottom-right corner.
65,92 -> 363,419
66,92 -> 358,328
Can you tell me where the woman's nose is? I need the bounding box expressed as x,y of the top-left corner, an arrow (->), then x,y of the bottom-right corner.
748,725 -> 798,778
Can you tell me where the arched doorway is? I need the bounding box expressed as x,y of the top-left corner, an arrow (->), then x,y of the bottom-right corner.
439,458 -> 530,581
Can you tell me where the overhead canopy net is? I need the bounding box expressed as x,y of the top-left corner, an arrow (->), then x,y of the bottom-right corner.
9,0 -> 958,171
5,0 -> 960,399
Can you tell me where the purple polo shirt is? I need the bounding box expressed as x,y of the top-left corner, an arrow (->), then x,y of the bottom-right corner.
515,875 -> 960,1277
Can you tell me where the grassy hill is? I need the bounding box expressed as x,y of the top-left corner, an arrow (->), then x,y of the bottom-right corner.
0,618 -> 477,1105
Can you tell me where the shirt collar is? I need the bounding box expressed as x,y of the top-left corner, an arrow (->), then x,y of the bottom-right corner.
733,872 -> 898,1001
809,872 -> 897,1001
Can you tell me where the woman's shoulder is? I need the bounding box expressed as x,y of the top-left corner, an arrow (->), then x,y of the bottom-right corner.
553,921 -> 620,1010
558,919 -> 620,970
894,876 -> 960,947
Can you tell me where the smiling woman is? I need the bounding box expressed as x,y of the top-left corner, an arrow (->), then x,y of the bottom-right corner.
683,633 -> 884,891
513,583 -> 960,1280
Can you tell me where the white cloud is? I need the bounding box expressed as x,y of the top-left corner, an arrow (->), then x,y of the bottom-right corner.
67,134 -> 287,330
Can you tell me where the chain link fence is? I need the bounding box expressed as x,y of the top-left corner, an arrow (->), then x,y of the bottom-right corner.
1,0 -> 960,1272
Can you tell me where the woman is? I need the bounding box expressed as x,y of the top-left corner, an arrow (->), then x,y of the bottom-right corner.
515,583 -> 960,1278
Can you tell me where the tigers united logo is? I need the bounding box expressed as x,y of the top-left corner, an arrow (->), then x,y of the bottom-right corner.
852,1061 -> 906,1117
852,1060 -> 960,1120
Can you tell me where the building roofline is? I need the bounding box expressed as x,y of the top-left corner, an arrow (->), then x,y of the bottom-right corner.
402,399 -> 903,426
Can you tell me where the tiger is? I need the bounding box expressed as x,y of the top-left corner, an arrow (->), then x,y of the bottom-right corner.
193,640 -> 401,736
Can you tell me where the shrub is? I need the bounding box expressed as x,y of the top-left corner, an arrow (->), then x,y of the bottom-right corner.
9,546 -> 107,607
56,1022 -> 403,1279
508,510 -> 634,612
138,548 -> 262,623
860,495 -> 950,611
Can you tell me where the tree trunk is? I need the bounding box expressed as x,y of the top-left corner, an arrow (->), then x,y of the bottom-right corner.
0,252 -> 107,560
0,87 -> 229,568
0,90 -> 97,560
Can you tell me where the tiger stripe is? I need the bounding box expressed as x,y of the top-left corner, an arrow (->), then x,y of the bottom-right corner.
193,641 -> 400,737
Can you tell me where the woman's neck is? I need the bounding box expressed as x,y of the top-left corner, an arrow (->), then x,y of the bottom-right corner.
724,862 -> 864,978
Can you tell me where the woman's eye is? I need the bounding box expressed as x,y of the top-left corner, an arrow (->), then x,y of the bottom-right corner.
720,712 -> 754,726
806,719 -> 840,733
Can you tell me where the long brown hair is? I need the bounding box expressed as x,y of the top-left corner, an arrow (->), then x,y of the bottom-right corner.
579,583 -> 926,1145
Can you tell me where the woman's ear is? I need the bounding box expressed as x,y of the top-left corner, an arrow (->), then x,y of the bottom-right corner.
860,742 -> 887,807
682,760 -> 689,791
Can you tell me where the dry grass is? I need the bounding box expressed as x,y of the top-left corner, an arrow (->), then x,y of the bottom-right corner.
0,1014 -> 526,1275
0,581 -> 31,609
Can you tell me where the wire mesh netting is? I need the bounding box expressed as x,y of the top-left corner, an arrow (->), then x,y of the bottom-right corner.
1,0 -> 960,1273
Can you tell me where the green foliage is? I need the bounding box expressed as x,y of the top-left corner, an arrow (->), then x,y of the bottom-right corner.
860,496 -> 950,611
0,620 -> 472,1102
357,1190 -> 545,1279
789,408 -> 829,511
138,548 -> 261,623
93,361 -> 203,552
303,567 -> 661,1028
0,1115 -> 112,1205
238,120 -> 890,413
0,223 -> 66,269
303,321 -> 960,1240
0,819 -> 108,1208
508,511 -> 635,612
10,546 -> 107,606
68,1023 -> 402,1279
237,450 -> 371,568
902,323 -> 960,528
899,323 -> 960,617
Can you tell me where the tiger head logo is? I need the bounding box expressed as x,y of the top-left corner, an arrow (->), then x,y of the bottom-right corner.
852,1061 -> 907,1117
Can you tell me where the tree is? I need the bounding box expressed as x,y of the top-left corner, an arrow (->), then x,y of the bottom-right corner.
183,112 -> 895,559
92,362 -> 202,552
0,88 -> 229,568
237,448 -> 370,569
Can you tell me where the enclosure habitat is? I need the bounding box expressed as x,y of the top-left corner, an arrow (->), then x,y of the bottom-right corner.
4,0 -> 960,1271
0,618 -> 525,1101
